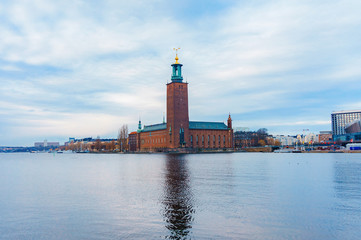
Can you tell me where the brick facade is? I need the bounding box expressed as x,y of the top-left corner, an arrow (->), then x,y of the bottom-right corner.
128,132 -> 137,152
166,82 -> 189,148
318,133 -> 332,143
139,129 -> 168,151
188,129 -> 233,149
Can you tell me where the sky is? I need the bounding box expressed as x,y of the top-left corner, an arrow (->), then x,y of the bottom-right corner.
1,0 -> 361,146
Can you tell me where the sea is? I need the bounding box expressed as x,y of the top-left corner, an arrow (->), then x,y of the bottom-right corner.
0,152 -> 360,239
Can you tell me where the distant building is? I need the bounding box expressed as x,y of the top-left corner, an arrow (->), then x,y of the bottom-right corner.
234,131 -> 257,148
34,140 -> 59,148
64,137 -> 117,152
128,132 -> 137,152
304,133 -> 317,144
234,130 -> 269,148
331,110 -> 361,143
273,135 -> 297,146
233,127 -> 250,132
331,110 -> 361,135
318,131 -> 332,143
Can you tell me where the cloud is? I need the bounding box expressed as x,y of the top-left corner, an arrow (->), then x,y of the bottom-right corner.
0,65 -> 22,71
0,99 -> 131,144
336,101 -> 361,112
1,0 -> 361,145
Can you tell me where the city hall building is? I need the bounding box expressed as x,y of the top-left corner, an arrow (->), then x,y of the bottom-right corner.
133,54 -> 233,151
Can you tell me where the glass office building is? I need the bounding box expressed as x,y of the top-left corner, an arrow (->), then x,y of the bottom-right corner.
331,110 -> 361,135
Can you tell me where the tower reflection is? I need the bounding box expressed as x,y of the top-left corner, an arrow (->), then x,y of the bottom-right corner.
162,154 -> 194,239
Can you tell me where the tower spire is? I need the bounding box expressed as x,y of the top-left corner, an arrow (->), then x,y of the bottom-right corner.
137,117 -> 142,132
173,47 -> 180,64
227,113 -> 232,129
171,48 -> 183,82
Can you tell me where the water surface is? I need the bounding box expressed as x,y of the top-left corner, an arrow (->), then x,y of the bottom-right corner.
0,153 -> 360,239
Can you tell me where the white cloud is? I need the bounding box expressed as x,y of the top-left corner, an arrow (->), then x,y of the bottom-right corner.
0,99 -> 131,140
0,65 -> 22,71
1,0 -> 361,145
336,101 -> 361,112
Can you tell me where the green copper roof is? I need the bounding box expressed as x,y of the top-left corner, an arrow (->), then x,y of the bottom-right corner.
142,123 -> 167,132
141,121 -> 228,132
171,63 -> 183,82
189,121 -> 228,130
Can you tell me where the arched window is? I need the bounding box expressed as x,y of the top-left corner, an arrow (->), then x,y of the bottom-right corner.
190,135 -> 193,145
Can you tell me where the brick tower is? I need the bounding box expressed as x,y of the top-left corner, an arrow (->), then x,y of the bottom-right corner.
167,50 -> 189,148
227,113 -> 232,129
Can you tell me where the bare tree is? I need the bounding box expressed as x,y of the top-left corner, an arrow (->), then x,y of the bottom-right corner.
118,124 -> 128,152
105,141 -> 116,152
266,137 -> 275,146
95,136 -> 101,151
110,140 -> 116,151
257,128 -> 268,135
258,139 -> 266,147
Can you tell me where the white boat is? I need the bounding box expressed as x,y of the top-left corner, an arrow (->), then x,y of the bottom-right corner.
274,148 -> 293,153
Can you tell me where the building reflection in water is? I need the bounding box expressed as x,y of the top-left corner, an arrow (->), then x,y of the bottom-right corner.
162,154 -> 195,239
333,159 -> 361,238
334,160 -> 361,201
